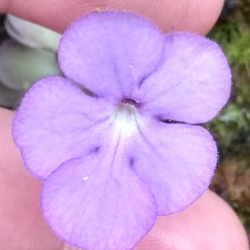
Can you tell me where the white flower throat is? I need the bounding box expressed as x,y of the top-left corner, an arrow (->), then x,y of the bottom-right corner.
111,99 -> 140,137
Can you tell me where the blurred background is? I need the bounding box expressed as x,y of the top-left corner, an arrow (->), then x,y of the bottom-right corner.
0,0 -> 249,244
206,0 -> 250,242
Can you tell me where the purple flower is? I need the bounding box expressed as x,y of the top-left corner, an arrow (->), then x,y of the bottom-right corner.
12,11 -> 231,250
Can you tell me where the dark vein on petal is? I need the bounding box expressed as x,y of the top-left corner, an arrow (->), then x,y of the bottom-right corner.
135,117 -> 164,161
113,63 -> 122,90
111,139 -> 120,169
160,118 -> 187,125
138,72 -> 154,89
138,45 -> 166,89
69,79 -> 97,97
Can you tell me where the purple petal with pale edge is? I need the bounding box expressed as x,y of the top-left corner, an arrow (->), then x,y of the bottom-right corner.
58,11 -> 165,101
128,117 -> 217,215
138,33 -> 231,124
42,154 -> 157,250
12,76 -> 113,179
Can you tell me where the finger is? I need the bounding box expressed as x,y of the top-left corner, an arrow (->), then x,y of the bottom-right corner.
1,0 -> 223,34
136,190 -> 249,250
0,108 -> 63,250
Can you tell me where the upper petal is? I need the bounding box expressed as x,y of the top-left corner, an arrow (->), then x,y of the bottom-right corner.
58,11 -> 165,101
42,152 -> 157,250
128,117 -> 217,215
12,77 -> 112,179
139,33 -> 231,124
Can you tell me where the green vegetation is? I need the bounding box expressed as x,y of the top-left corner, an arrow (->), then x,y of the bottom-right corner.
206,2 -> 250,239
206,21 -> 250,160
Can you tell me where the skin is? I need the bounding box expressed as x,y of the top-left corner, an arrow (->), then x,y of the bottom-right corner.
0,0 -> 249,249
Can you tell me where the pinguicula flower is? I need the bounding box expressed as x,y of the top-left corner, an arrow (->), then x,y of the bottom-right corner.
12,11 -> 231,250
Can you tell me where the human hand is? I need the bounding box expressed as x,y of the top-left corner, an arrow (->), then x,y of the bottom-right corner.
0,1 -> 249,250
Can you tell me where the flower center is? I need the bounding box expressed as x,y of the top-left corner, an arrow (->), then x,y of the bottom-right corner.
111,98 -> 140,137
121,98 -> 140,108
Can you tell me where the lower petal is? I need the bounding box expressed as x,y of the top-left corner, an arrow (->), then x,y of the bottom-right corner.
129,118 -> 217,215
41,154 -> 157,250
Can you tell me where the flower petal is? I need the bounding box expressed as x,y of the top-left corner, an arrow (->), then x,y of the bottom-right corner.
42,153 -> 157,250
58,11 -> 165,101
129,117 -> 217,215
12,77 -> 112,179
138,33 -> 231,123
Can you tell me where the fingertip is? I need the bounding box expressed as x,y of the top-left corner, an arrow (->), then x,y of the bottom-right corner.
136,191 -> 249,250
1,0 -> 224,34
